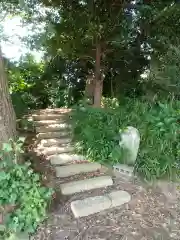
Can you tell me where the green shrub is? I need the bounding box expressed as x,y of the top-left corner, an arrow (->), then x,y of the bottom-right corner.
0,140 -> 54,238
101,97 -> 119,109
11,92 -> 38,118
72,98 -> 179,181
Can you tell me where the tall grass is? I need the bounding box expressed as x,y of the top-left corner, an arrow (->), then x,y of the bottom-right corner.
72,98 -> 179,181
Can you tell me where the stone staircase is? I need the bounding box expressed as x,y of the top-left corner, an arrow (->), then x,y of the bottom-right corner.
32,108 -> 131,218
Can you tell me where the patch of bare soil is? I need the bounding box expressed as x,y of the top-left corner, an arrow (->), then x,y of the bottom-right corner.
30,162 -> 180,240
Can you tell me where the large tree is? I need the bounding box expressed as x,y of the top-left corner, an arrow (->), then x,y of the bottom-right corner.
0,1 -> 22,147
37,0 -> 180,106
37,0 -> 136,106
1,0 -> 179,112
0,47 -> 16,147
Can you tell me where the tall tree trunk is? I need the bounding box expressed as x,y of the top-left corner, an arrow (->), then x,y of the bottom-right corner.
93,42 -> 103,107
0,47 -> 16,148
93,80 -> 103,107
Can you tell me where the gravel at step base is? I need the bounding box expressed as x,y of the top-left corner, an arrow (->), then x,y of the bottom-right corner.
55,162 -> 102,178
34,170 -> 172,240
55,170 -> 106,184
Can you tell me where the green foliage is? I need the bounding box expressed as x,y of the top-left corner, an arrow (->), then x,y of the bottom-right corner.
0,140 -> 54,238
72,106 -> 121,164
72,98 -> 179,181
136,100 -> 179,181
101,97 -> 119,109
147,44 -> 180,98
1,138 -> 25,164
7,54 -> 48,117
17,117 -> 35,132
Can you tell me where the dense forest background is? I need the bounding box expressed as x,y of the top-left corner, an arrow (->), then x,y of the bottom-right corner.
0,0 -> 179,116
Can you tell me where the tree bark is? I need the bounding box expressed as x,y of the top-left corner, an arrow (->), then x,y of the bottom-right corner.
93,79 -> 103,107
93,42 -> 103,107
0,47 -> 16,148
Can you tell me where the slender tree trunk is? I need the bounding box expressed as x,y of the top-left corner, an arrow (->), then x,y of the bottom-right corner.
93,42 -> 103,107
0,47 -> 16,148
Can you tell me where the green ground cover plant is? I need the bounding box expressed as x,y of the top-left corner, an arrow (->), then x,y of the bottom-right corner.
0,139 -> 54,239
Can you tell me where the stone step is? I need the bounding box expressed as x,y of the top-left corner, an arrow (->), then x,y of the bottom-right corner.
37,131 -> 71,140
39,138 -> 72,147
55,162 -> 101,178
34,108 -> 72,115
71,190 -> 131,218
36,123 -> 71,133
33,114 -> 69,121
50,153 -> 85,165
39,146 -> 74,156
60,176 -> 113,195
35,120 -> 69,127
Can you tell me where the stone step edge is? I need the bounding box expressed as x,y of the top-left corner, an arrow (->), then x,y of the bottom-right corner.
33,108 -> 72,115
71,190 -> 131,218
34,120 -> 69,127
37,143 -> 73,150
60,175 -> 113,195
36,146 -> 74,156
36,125 -> 71,133
32,114 -> 70,121
37,132 -> 71,139
55,162 -> 101,178
38,138 -> 72,147
32,113 -> 69,117
49,154 -> 85,165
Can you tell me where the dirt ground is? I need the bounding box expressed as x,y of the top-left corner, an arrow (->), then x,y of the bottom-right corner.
30,154 -> 180,240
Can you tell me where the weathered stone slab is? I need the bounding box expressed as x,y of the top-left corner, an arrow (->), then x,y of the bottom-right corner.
36,123 -> 71,132
55,162 -> 101,177
41,146 -> 74,156
71,190 -> 131,218
39,138 -> 72,147
118,126 -> 140,165
34,120 -> 68,126
34,108 -> 71,115
37,142 -> 72,150
37,131 -> 71,140
33,114 -> 67,121
50,153 -> 85,165
60,176 -> 113,195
